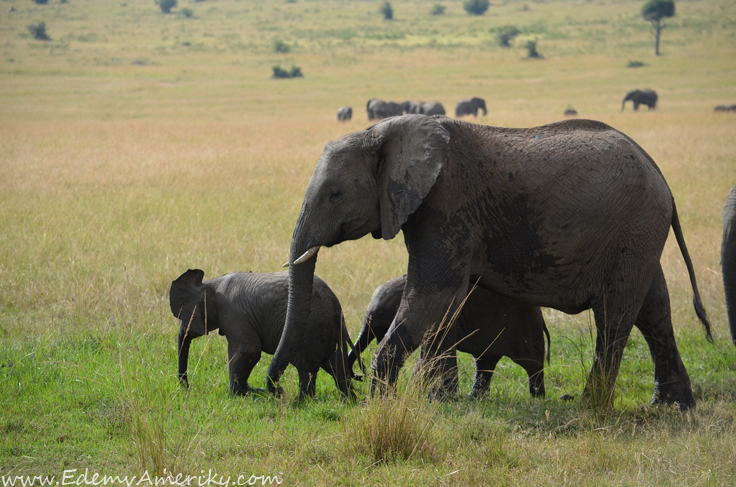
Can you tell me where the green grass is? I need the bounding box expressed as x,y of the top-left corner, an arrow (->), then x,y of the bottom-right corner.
1,0 -> 736,483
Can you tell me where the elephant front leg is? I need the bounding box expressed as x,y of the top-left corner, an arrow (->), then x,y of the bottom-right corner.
635,266 -> 695,410
583,299 -> 637,410
370,287 -> 465,397
228,343 -> 263,396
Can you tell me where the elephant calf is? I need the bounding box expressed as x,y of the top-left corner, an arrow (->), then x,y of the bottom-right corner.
348,276 -> 550,398
170,269 -> 356,399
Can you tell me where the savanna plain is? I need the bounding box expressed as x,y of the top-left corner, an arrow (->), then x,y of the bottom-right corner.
1,0 -> 736,484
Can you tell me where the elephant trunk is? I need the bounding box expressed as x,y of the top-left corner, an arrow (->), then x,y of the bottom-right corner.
347,319 -> 376,373
267,230 -> 318,394
177,331 -> 193,387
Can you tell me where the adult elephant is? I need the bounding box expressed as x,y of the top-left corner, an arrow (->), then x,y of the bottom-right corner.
405,101 -> 425,114
722,185 -> 736,344
367,98 -> 408,120
269,114 -> 711,410
621,89 -> 658,111
420,102 -> 446,116
455,97 -> 487,117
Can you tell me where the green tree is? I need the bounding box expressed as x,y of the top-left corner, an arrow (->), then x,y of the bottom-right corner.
496,25 -> 520,47
431,4 -> 445,16
463,0 -> 489,16
156,0 -> 177,14
380,2 -> 393,20
642,0 -> 675,56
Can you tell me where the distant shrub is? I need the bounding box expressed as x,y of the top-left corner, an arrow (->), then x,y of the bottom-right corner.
179,8 -> 193,18
380,2 -> 393,20
627,60 -> 645,68
431,4 -> 445,15
272,65 -> 303,79
463,0 -> 489,16
28,21 -> 51,41
526,40 -> 542,58
285,0 -> 297,3
156,0 -> 176,14
273,39 -> 290,53
495,25 -> 520,47
32,0 -> 49,4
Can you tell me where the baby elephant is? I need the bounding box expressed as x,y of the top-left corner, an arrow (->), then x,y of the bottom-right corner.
170,269 -> 357,399
349,276 -> 550,397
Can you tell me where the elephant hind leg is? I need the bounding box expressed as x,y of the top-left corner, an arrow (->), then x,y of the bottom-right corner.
510,357 -> 545,398
635,265 -> 695,409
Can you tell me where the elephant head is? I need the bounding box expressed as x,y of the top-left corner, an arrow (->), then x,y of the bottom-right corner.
472,97 -> 487,116
169,269 -> 219,387
266,115 -> 451,393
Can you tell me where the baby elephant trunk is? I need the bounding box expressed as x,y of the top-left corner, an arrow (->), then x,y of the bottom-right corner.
177,331 -> 193,387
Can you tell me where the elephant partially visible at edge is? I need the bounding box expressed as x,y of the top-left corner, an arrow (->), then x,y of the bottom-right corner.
722,185 -> 736,345
170,269 -> 357,399
348,275 -> 550,398
407,101 -> 446,116
455,97 -> 487,117
268,114 -> 711,411
621,89 -> 658,111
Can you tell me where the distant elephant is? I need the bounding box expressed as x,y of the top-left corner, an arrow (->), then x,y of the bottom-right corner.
722,186 -> 736,345
455,97 -> 487,117
564,108 -> 578,117
367,98 -> 408,120
715,104 -> 736,112
420,102 -> 446,116
268,114 -> 711,410
406,101 -> 425,114
348,275 -> 550,397
337,106 -> 352,121
621,89 -> 658,111
170,269 -> 357,399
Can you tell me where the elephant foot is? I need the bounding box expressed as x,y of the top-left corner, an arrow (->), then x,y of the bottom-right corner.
648,383 -> 695,411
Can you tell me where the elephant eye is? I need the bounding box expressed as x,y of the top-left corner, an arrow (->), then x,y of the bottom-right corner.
329,187 -> 342,202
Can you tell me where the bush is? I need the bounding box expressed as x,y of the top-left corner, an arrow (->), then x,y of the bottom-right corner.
496,25 -> 520,47
627,60 -> 645,68
28,21 -> 51,41
463,0 -> 489,16
431,4 -> 445,15
273,39 -> 290,53
272,65 -> 303,79
156,0 -> 176,14
179,8 -> 193,18
32,0 -> 49,4
380,2 -> 393,20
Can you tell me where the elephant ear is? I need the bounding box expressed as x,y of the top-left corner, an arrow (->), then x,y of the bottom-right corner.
169,269 -> 205,318
370,115 -> 450,240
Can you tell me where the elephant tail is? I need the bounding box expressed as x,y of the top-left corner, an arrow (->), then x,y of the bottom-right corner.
672,200 -> 713,342
543,322 -> 551,364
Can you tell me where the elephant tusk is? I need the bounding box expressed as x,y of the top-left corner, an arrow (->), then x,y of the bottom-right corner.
283,246 -> 321,267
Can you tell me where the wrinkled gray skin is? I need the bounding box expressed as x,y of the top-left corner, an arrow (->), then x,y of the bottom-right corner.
722,186 -> 736,345
348,275 -> 550,398
337,106 -> 352,121
270,114 -> 711,410
170,269 -> 356,399
366,98 -> 409,120
621,89 -> 658,111
455,97 -> 487,117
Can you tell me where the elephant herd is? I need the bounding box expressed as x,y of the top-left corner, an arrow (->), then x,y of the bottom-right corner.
336,97 -> 488,122
171,114 -> 735,412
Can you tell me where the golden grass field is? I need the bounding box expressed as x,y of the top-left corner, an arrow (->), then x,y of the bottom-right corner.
1,0 -> 736,484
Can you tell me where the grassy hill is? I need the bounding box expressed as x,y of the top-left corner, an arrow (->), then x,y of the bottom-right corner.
1,0 -> 736,484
